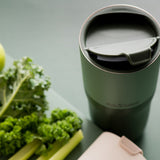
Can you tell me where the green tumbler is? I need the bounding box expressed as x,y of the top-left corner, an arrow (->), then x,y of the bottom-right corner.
79,4 -> 160,140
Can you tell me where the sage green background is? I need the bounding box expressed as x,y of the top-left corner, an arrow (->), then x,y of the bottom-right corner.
0,0 -> 160,159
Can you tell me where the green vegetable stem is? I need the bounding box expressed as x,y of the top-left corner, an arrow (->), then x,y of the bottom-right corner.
49,130 -> 83,160
38,129 -> 83,160
8,139 -> 42,160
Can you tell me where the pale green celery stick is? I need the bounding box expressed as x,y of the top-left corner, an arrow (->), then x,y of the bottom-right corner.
49,130 -> 84,160
37,141 -> 64,160
9,139 -> 42,160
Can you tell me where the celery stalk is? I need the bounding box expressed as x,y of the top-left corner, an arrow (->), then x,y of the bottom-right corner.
9,130 -> 83,160
37,141 -> 63,160
49,130 -> 83,160
9,139 -> 42,160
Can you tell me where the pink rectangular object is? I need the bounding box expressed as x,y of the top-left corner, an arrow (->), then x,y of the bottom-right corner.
78,132 -> 146,160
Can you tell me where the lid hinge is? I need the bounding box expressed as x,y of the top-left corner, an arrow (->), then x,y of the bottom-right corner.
119,136 -> 143,156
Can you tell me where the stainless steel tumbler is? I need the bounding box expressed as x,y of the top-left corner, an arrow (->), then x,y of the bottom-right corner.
79,4 -> 160,140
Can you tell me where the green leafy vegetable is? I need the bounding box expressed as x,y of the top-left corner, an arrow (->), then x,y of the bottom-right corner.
38,109 -> 82,143
0,108 -> 82,158
0,112 -> 39,156
0,57 -> 83,160
5,109 -> 82,159
0,57 -> 51,119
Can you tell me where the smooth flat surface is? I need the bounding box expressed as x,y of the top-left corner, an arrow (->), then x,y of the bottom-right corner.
1,1 -> 160,159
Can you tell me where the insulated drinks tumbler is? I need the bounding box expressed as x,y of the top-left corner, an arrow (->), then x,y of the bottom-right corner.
79,4 -> 160,140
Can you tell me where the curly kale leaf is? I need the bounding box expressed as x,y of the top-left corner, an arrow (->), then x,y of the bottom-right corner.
0,112 -> 40,156
38,109 -> 83,143
0,109 -> 83,157
0,57 -> 51,119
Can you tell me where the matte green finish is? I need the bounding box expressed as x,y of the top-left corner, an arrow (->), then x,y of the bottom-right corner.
88,93 -> 151,140
81,52 -> 160,110
79,5 -> 160,140
80,49 -> 160,140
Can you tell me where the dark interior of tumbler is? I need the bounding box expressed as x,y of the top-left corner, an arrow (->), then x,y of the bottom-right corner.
85,13 -> 159,71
